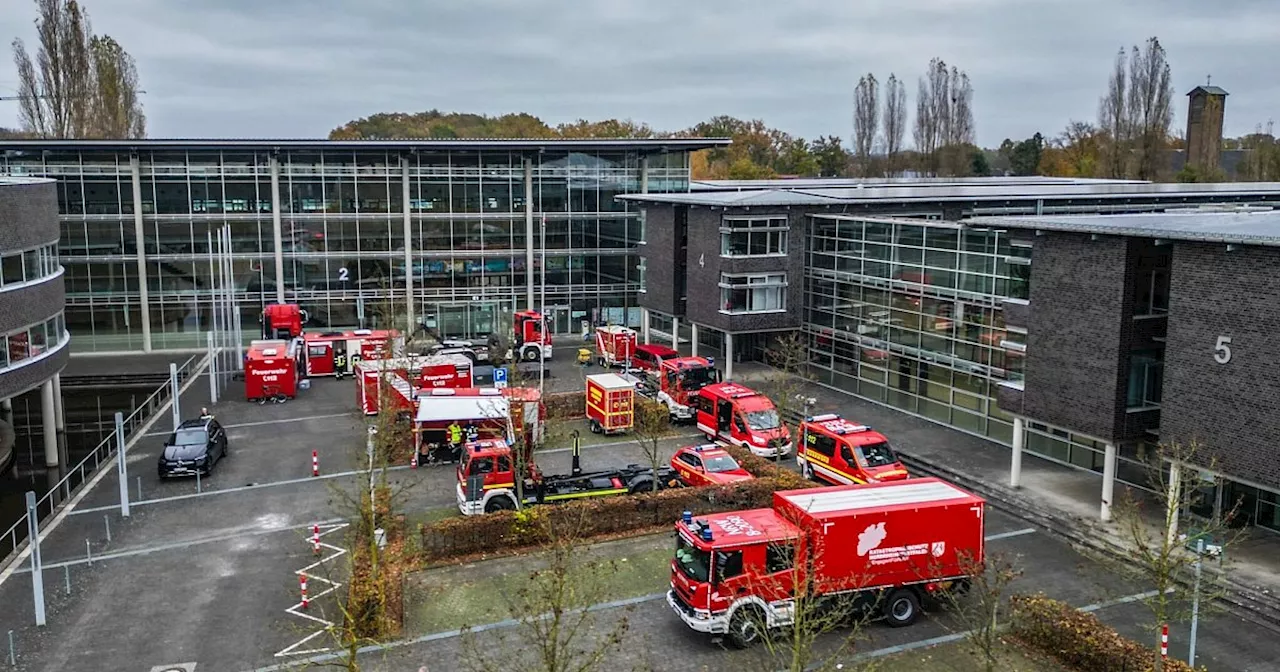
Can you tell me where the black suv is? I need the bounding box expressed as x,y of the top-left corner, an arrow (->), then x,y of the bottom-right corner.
158,417 -> 228,478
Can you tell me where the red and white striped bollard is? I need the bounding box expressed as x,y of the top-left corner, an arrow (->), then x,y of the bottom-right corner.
311,450 -> 319,477
312,524 -> 321,555
411,450 -> 418,469
300,574 -> 309,609
1160,623 -> 1168,659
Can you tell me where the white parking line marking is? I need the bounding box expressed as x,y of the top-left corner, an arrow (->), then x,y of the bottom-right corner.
72,434 -> 706,515
984,527 -> 1036,541
141,413 -> 355,437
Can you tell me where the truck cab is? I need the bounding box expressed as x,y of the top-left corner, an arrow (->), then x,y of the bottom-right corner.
693,383 -> 791,457
797,414 -> 909,485
262,303 -> 306,340
649,356 -> 720,423
513,310 -> 552,362
455,439 -> 533,515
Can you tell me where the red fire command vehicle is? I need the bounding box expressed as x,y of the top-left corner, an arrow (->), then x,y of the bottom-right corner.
303,329 -> 403,378
513,310 -> 552,362
636,355 -> 720,423
585,373 -> 635,435
693,383 -> 791,457
594,325 -> 637,367
797,413 -> 910,485
668,479 -> 986,647
456,438 -> 678,515
670,444 -> 754,487
245,339 -> 304,402
356,354 -> 473,415
261,303 -> 306,339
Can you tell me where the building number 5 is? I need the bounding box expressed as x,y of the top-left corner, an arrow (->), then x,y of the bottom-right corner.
1214,336 -> 1232,364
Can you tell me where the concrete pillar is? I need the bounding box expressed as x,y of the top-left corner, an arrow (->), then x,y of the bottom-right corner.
41,380 -> 57,467
641,309 -> 651,344
1010,417 -> 1025,488
725,331 -> 734,381
269,156 -> 286,304
690,323 -> 699,357
53,373 -> 67,468
129,155 -> 153,352
671,316 -> 680,349
1100,442 -> 1117,522
0,397 -> 12,426
640,155 -> 650,193
1166,461 -> 1182,546
401,157 -> 415,330
524,158 -> 535,311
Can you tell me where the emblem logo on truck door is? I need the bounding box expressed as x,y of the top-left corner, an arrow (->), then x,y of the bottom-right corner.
931,541 -> 946,557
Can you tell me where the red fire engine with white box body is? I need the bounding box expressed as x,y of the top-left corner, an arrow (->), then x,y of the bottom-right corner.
668,479 -> 986,647
594,325 -> 637,367
415,387 -> 545,464
585,373 -> 635,435
692,382 -> 791,457
356,354 -> 474,416
303,329 -> 403,378
797,413 -> 910,485
244,338 -> 304,402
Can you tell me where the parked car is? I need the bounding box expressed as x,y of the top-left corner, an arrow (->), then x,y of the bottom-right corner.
669,444 -> 754,487
158,417 -> 228,478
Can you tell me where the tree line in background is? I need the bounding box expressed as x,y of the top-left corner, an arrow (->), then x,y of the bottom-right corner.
4,0 -> 146,139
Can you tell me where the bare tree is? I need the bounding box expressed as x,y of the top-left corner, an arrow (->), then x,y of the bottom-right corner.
1098,47 -> 1130,178
913,76 -> 936,174
1109,440 -> 1244,671
755,331 -> 817,463
936,551 -> 1023,672
913,58 -> 972,176
852,73 -> 879,177
1125,37 -> 1174,180
11,0 -> 146,138
631,397 -> 672,493
882,73 -> 907,176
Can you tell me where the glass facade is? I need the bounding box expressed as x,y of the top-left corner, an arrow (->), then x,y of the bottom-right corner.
0,145 -> 690,351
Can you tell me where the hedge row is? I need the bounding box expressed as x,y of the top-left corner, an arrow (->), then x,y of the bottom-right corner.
419,477 -> 791,562
720,443 -> 815,491
1010,594 -> 1200,672
544,390 -> 586,420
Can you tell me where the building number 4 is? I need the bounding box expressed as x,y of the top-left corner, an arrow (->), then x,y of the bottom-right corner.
1214,336 -> 1232,364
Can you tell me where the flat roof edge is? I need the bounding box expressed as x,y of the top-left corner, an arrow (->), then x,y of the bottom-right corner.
0,137 -> 732,151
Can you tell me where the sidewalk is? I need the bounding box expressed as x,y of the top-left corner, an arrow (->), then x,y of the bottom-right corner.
731,361 -> 1280,629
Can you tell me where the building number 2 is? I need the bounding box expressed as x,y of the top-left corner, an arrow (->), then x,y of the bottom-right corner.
1214,336 -> 1232,364
337,267 -> 349,282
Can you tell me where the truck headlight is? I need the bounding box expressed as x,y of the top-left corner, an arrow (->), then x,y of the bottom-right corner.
752,437 -> 766,446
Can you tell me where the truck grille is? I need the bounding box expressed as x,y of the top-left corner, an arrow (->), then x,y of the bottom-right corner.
670,589 -> 696,617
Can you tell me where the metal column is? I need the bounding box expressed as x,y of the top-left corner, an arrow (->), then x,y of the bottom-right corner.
524,158 -> 535,311
1010,417 -> 1025,488
129,155 -> 153,352
269,156 -> 286,304
402,156 -> 415,331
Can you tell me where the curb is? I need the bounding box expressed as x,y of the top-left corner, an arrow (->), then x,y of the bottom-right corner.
897,451 -> 1280,632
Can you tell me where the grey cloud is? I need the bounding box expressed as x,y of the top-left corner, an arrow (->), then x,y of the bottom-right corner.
1,0 -> 1277,146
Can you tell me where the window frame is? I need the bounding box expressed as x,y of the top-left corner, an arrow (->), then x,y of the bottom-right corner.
720,216 -> 789,258
719,272 -> 788,314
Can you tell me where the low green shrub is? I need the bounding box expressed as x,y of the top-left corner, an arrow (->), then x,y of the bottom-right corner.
544,390 -> 586,420
1010,594 -> 1200,672
720,443 -> 816,490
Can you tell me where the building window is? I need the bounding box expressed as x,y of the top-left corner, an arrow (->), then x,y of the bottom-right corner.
636,257 -> 647,293
721,216 -> 788,257
0,243 -> 60,289
1134,266 -> 1170,315
1126,350 -> 1163,408
720,273 -> 787,313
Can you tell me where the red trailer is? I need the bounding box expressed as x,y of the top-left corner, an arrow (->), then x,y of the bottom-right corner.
303,329 -> 403,378
356,354 -> 473,416
668,478 -> 985,647
585,373 -> 635,435
245,338 -> 304,402
594,325 -> 637,367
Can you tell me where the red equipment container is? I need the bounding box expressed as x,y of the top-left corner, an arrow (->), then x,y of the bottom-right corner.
303,329 -> 403,378
594,325 -> 637,367
668,478 -> 985,646
245,339 -> 303,402
356,354 -> 473,415
585,373 -> 635,435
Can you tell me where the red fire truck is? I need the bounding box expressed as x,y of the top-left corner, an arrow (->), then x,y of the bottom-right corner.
594,325 -> 637,367
303,329 -> 403,378
513,310 -> 552,362
797,413 -> 910,485
668,479 -> 986,647
635,355 -> 720,423
356,354 -> 473,416
413,387 -> 545,465
244,339 -> 304,402
261,303 -> 307,339
692,383 -> 791,457
455,437 -> 678,515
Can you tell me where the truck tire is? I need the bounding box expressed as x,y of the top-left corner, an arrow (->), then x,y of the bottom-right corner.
627,477 -> 654,494
522,346 -> 540,362
589,419 -> 603,434
882,588 -> 920,627
727,605 -> 765,648
800,460 -> 814,481
484,496 -> 515,514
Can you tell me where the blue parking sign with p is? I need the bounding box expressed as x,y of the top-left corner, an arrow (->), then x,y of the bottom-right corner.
494,367 -> 508,388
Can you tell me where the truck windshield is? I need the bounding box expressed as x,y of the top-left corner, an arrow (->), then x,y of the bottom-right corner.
680,366 -> 717,391
858,441 -> 897,467
675,534 -> 711,583
745,409 -> 780,431
704,455 -> 741,473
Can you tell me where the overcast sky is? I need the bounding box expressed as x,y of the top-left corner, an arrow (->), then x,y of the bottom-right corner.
1,0 -> 1277,148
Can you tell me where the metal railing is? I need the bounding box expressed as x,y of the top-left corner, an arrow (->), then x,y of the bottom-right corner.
0,354 -> 205,562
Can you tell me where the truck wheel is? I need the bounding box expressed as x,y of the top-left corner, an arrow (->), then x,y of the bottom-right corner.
522,346 -> 539,362
727,606 -> 765,648
627,478 -> 654,495
800,461 -> 814,481
883,588 -> 920,627
589,420 -> 603,434
484,497 -> 515,514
